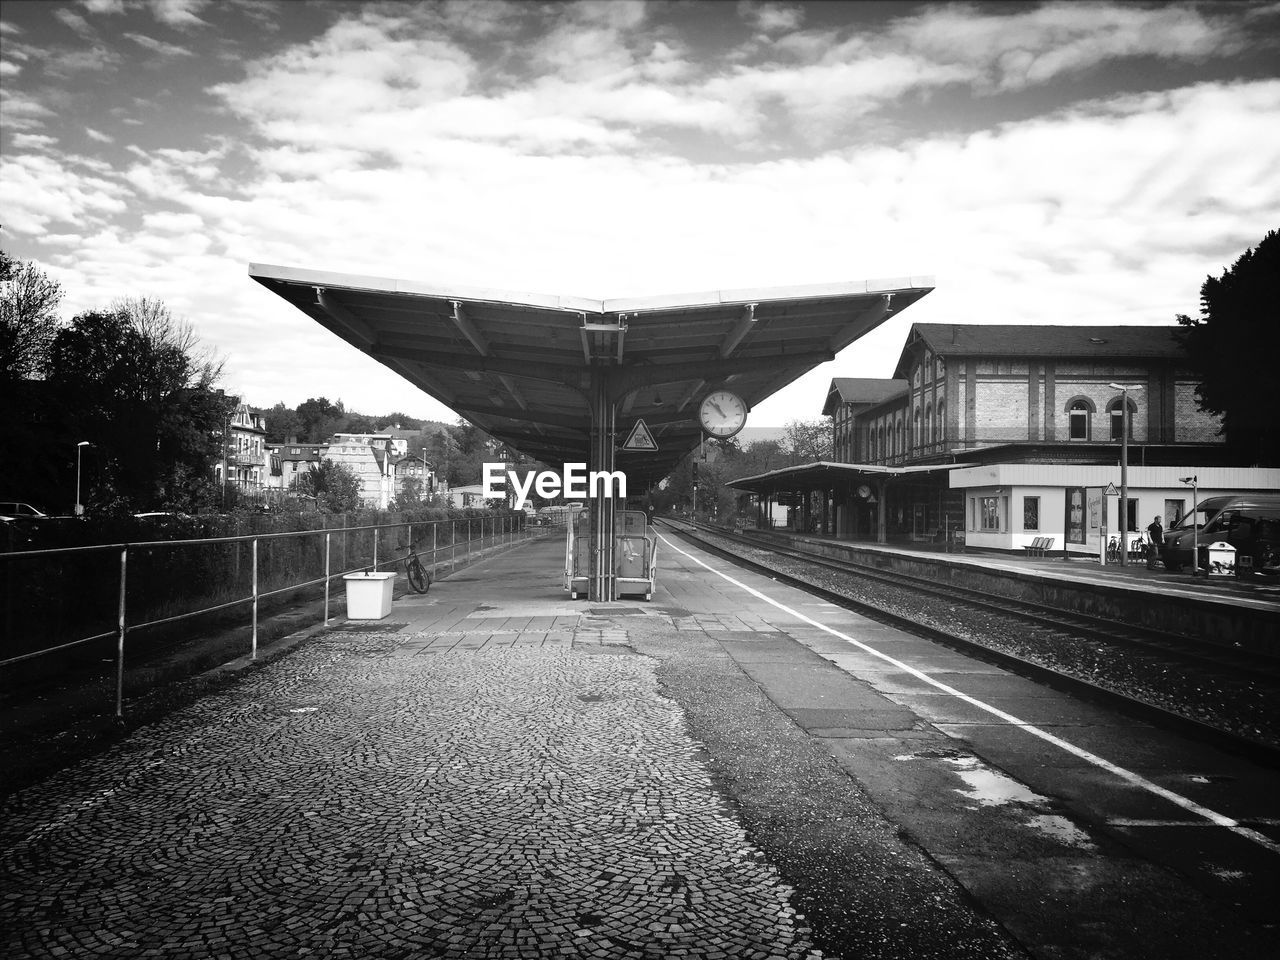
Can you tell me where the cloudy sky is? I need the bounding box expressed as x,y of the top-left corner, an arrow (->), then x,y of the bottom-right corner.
2,0 -> 1278,427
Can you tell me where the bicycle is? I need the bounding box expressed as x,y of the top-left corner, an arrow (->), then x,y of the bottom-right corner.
402,546 -> 431,594
1106,536 -> 1121,564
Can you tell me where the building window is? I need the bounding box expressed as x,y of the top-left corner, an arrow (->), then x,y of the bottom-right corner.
914,408 -> 921,447
1108,396 -> 1137,440
924,403 -> 933,445
936,401 -> 945,443
1066,397 -> 1094,440
1023,496 -> 1039,531
896,418 -> 904,456
981,496 -> 1000,530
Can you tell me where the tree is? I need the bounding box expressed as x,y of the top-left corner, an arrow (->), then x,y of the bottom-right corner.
46,299 -> 230,511
292,459 -> 363,512
296,397 -> 343,442
262,402 -> 304,443
782,418 -> 833,464
0,250 -> 65,380
1177,230 -> 1280,465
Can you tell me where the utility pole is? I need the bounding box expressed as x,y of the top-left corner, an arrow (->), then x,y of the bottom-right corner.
1108,383 -> 1143,567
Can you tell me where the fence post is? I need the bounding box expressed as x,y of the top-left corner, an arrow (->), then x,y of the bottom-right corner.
432,522 -> 437,570
373,524 -> 379,572
116,547 -> 127,719
324,532 -> 331,626
251,537 -> 259,660
451,519 -> 456,568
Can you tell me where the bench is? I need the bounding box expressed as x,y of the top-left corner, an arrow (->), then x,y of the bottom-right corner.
1023,536 -> 1054,558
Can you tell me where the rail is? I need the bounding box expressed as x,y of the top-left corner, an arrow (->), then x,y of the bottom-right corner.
1,513 -> 531,718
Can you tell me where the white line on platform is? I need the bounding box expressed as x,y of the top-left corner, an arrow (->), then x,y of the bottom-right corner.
659,533 -> 1280,856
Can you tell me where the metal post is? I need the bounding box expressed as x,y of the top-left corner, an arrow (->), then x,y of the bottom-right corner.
588,371 -> 618,601
1119,388 -> 1129,567
451,519 -> 456,568
373,525 -> 379,572
432,522 -> 437,569
324,532 -> 331,625
251,538 -> 259,659
116,547 -> 127,718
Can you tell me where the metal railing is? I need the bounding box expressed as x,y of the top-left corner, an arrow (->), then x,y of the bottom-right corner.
1,513 -> 530,718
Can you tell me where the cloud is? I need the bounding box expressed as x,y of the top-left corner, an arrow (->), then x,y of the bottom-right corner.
124,32 -> 194,57
80,0 -> 126,13
739,2 -> 805,34
0,60 -> 20,78
86,126 -> 114,143
887,2 -> 1243,92
0,91 -> 57,132
0,152 -> 131,234
149,0 -> 211,29
12,133 -> 58,149
55,8 -> 94,35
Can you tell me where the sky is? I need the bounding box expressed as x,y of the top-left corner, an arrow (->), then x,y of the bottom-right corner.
2,0 -> 1278,428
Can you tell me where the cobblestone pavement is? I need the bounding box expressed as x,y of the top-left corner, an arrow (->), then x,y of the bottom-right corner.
1,618 -> 820,960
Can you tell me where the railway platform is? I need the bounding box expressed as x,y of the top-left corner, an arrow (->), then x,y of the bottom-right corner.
732,527 -> 1280,655
3,534 -> 1278,960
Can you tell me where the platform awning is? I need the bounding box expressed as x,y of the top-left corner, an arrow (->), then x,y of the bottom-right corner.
250,264 -> 933,487
726,460 -> 961,493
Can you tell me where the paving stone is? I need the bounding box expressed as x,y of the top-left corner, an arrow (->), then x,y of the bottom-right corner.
1,631 -> 819,959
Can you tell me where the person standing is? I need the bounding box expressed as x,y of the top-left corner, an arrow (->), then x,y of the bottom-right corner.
1146,515 -> 1164,568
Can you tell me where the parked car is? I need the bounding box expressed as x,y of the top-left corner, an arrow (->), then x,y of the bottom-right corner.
0,501 -> 48,520
1161,494 -> 1280,575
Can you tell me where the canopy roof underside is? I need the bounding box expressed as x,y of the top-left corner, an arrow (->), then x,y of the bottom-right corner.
250,263 -> 933,487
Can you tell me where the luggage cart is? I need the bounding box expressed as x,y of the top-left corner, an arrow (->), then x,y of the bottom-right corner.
566,509 -> 658,601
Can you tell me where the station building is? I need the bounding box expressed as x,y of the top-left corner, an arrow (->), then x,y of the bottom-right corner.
730,323 -> 1280,557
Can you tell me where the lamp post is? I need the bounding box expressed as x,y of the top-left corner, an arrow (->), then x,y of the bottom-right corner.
1107,383 -> 1143,566
1180,475 -> 1199,575
75,441 -> 91,516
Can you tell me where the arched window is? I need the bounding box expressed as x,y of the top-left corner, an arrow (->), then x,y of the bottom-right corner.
924,403 -> 933,445
936,401 -> 945,443
1065,396 -> 1095,441
878,425 -> 886,461
896,416 -> 904,457
914,407 -> 921,447
1107,395 -> 1138,441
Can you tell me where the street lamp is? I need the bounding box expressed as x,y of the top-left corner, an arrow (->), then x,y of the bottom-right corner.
75,441 -> 92,516
1180,475 -> 1199,575
1107,383 -> 1143,566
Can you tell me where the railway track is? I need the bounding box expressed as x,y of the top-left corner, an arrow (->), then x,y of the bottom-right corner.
659,518 -> 1280,765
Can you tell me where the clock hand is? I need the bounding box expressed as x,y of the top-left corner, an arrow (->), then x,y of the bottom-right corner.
711,401 -> 726,417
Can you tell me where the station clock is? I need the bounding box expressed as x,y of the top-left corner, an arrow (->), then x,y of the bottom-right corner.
698,390 -> 747,439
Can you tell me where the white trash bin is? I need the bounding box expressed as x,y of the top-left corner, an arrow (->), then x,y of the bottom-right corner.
1205,541 -> 1236,578
343,572 -> 397,620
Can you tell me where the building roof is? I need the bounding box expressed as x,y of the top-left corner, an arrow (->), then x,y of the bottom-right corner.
906,324 -> 1185,361
822,378 -> 909,415
250,262 -> 933,486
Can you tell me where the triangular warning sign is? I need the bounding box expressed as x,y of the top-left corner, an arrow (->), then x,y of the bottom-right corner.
622,419 -> 658,451
1103,482 -> 1119,496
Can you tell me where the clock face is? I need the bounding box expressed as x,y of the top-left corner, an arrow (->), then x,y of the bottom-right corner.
699,390 -> 747,439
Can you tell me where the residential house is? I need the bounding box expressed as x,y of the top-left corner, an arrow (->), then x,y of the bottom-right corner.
218,403 -> 269,496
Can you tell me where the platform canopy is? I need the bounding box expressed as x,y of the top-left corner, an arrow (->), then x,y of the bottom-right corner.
250,263 -> 933,487
725,460 -> 961,494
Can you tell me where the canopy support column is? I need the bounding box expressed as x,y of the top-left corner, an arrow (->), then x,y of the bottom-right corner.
588,371 -> 617,602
